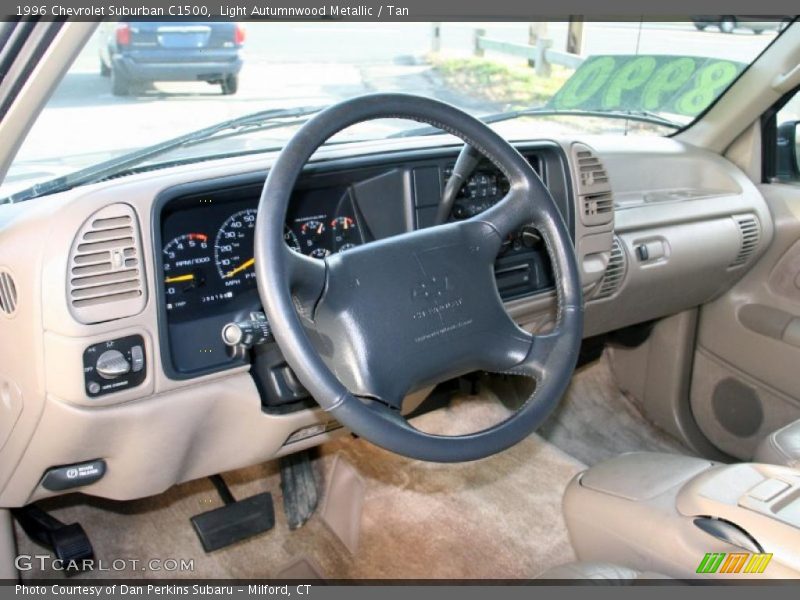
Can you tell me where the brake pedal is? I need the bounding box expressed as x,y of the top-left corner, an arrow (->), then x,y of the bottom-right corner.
191,475 -> 275,552
280,449 -> 320,530
12,505 -> 94,572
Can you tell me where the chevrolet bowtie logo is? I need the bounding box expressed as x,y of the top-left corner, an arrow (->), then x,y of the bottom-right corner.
412,275 -> 453,301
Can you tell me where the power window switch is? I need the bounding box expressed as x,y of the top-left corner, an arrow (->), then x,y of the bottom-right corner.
131,345 -> 145,373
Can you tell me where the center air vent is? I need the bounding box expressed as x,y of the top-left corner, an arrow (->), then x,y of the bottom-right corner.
571,143 -> 614,227
68,204 -> 146,324
729,214 -> 761,268
594,237 -> 627,300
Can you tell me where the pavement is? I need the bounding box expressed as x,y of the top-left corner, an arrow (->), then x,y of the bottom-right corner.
8,21 -> 778,180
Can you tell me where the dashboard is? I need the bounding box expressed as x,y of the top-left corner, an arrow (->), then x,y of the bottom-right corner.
0,133 -> 775,506
155,144 -> 571,380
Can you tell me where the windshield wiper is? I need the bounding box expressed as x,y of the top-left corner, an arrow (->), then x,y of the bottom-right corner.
1,105 -> 327,204
389,107 -> 684,139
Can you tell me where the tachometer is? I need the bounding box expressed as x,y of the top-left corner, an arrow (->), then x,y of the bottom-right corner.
215,208 -> 257,287
163,233 -> 210,312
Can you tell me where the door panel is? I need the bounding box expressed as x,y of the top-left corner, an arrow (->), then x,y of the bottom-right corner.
692,183 -> 800,458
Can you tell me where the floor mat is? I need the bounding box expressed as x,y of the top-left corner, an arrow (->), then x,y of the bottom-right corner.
16,391 -> 585,581
538,351 -> 690,465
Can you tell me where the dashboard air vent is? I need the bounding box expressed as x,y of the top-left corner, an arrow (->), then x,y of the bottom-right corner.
730,215 -> 761,268
0,270 -> 17,316
594,237 -> 627,300
575,150 -> 609,188
68,204 -> 146,324
571,143 -> 614,227
582,192 -> 614,220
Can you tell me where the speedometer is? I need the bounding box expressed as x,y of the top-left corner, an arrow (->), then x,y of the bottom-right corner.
214,208 -> 257,287
214,209 -> 305,288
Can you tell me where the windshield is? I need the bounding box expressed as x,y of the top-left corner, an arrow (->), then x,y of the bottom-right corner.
1,20 -> 781,199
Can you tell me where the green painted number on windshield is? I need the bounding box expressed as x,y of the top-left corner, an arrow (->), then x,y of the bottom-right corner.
675,61 -> 739,115
554,56 -> 616,109
641,57 -> 696,111
601,56 -> 656,109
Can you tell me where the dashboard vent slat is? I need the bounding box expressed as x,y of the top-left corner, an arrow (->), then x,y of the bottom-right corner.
729,215 -> 761,268
0,271 -> 18,316
68,204 -> 146,324
594,237 -> 627,300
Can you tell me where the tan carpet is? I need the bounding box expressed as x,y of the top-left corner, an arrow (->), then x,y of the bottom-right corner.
538,351 -> 690,465
17,390 -> 585,581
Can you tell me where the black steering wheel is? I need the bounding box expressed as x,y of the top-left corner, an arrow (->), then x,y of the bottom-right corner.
255,94 -> 583,462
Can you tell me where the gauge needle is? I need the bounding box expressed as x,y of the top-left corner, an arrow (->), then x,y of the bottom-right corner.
225,257 -> 255,278
165,273 -> 195,284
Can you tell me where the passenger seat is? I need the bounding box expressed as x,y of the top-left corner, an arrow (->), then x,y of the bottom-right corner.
754,419 -> 800,468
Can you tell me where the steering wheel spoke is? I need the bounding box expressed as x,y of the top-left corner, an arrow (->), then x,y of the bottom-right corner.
285,246 -> 327,321
476,183 -> 536,242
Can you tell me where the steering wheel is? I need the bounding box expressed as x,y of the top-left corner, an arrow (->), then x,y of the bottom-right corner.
255,94 -> 583,462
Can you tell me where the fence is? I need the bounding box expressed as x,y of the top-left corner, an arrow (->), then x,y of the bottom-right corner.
472,30 -> 584,77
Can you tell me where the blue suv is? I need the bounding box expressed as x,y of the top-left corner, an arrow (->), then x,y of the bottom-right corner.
99,22 -> 245,96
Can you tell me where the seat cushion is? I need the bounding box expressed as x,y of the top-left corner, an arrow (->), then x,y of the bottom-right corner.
538,562 -> 671,581
754,419 -> 800,468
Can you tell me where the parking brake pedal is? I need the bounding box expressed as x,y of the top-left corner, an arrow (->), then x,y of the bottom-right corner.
280,450 -> 320,530
191,475 -> 275,552
12,505 -> 94,571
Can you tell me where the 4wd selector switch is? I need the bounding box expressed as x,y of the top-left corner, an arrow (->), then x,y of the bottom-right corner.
95,349 -> 131,380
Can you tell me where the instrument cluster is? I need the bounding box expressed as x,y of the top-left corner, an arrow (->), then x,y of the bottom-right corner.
160,186 -> 363,320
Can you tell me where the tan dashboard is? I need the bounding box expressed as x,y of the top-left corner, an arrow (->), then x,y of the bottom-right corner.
0,134 -> 773,506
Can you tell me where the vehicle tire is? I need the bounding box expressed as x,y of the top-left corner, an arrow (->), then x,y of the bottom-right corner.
221,74 -> 238,95
100,59 -> 110,77
719,17 -> 737,34
111,68 -> 130,96
693,22 -> 706,31
752,28 -> 764,35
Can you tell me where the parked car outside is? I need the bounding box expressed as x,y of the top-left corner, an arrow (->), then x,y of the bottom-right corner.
692,15 -> 792,34
99,21 -> 245,96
